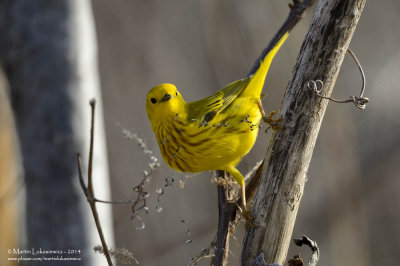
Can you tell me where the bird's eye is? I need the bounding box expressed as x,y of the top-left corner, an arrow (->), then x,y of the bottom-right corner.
176,91 -> 178,96
151,98 -> 157,104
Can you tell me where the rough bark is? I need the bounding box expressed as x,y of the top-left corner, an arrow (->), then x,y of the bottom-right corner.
240,0 -> 366,265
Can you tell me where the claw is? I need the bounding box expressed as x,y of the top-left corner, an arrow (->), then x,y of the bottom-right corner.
262,110 -> 282,130
257,101 -> 282,131
239,203 -> 256,229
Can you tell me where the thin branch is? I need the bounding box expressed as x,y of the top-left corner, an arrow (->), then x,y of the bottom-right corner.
246,0 -> 318,78
77,155 -> 88,197
76,99 -> 113,265
79,117 -> 161,234
187,237 -> 216,266
87,99 -> 95,193
93,198 -> 137,204
213,171 -> 237,266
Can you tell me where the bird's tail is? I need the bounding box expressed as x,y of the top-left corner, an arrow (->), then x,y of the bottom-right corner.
242,32 -> 289,98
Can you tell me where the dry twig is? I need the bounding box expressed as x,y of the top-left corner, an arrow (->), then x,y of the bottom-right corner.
76,99 -> 113,265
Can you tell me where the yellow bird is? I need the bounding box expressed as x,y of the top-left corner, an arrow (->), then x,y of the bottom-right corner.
146,32 -> 288,210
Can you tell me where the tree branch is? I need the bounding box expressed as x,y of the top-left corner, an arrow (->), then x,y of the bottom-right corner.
247,0 -> 318,78
212,171 -> 237,266
77,99 -> 113,266
240,0 -> 366,265
212,1 -> 317,265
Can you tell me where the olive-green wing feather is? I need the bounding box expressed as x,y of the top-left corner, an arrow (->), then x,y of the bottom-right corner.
186,77 -> 251,125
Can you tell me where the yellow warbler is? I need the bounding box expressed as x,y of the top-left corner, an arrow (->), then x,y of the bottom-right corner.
146,32 -> 288,209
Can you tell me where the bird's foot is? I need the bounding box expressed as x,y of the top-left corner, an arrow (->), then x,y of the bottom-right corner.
238,203 -> 256,229
262,110 -> 282,131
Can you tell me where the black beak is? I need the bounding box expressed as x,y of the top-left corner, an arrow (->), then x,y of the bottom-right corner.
160,93 -> 172,102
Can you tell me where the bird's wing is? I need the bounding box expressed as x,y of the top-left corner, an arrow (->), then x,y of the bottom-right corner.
186,77 -> 252,125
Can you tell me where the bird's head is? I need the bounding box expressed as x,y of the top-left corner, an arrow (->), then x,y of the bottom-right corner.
146,83 -> 185,122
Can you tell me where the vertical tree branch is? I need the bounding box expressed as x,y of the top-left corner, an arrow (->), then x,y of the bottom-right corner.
77,100 -> 113,266
212,170 -> 236,266
213,1 -> 316,265
241,0 -> 366,265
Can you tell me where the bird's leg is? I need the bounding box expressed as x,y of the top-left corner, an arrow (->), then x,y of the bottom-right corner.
225,166 -> 247,207
257,100 -> 282,130
225,166 -> 255,227
240,183 -> 246,209
239,183 -> 256,228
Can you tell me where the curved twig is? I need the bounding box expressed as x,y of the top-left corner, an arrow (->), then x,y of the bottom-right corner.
308,48 -> 369,109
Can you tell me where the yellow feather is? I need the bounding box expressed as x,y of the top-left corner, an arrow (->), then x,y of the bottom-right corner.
146,32 -> 289,208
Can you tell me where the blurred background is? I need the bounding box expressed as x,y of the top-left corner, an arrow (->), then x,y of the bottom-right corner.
1,0 -> 399,265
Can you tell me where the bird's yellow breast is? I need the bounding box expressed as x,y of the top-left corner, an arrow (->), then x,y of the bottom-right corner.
152,96 -> 261,173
